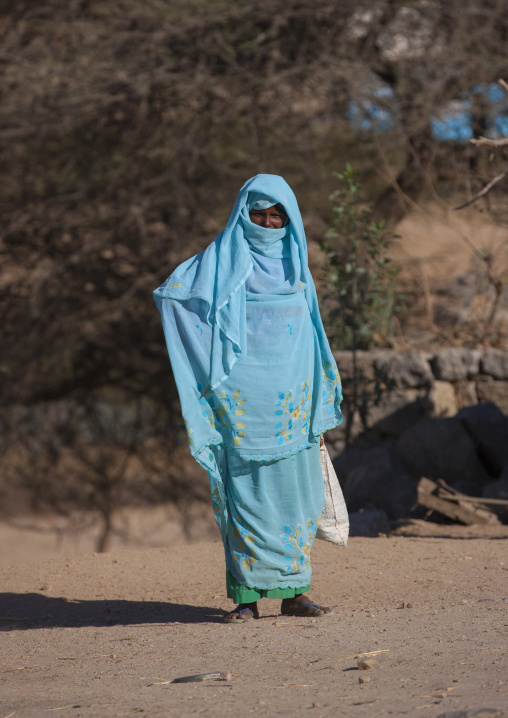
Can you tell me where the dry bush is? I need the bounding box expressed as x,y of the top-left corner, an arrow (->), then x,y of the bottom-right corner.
1,0 -> 508,533
0,392 -> 209,550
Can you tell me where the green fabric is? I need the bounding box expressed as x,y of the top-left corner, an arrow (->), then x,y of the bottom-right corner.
226,570 -> 310,603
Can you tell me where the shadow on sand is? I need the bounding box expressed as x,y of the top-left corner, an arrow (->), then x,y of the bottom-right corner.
0,593 -> 224,630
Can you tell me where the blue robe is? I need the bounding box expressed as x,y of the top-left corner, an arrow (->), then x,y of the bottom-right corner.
154,174 -> 342,591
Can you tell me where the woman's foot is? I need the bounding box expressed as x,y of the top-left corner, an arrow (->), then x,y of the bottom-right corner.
280,593 -> 333,617
223,601 -> 259,623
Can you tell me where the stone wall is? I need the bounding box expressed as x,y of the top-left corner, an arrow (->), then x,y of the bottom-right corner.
327,347 -> 508,458
327,347 -> 508,532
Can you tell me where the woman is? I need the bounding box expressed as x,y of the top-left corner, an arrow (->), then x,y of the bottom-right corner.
153,174 -> 343,622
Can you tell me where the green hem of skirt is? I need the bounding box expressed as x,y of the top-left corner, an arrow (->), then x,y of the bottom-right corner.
226,570 -> 310,602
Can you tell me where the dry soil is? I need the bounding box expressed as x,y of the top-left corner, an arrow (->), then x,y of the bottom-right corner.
1,534 -> 507,718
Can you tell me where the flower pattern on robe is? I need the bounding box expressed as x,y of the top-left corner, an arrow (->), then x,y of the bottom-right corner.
211,487 -> 223,516
197,383 -> 247,447
184,419 -> 194,445
273,379 -> 312,444
228,516 -> 258,571
281,518 -> 319,574
322,359 -> 341,415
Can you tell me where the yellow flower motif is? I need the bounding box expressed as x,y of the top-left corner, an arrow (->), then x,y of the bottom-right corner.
197,384 -> 247,446
273,379 -> 312,444
211,487 -> 223,515
184,420 -> 194,445
229,515 -> 257,570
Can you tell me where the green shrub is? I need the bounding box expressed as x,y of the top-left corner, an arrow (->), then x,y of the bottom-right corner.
320,165 -> 402,350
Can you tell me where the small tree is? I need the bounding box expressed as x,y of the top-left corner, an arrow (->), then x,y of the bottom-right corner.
320,166 -> 402,448
320,165 -> 402,351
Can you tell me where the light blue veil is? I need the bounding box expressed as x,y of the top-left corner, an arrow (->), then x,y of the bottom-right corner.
153,174 -> 342,469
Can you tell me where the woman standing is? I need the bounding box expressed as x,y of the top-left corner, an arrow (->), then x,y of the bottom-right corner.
154,174 -> 343,622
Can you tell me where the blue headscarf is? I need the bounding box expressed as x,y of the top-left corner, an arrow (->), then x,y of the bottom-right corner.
154,174 -> 342,467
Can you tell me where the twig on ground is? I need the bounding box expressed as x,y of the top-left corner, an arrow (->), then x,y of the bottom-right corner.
356,649 -> 390,658
43,706 -> 81,713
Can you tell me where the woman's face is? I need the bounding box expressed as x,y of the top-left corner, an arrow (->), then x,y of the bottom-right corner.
249,205 -> 286,229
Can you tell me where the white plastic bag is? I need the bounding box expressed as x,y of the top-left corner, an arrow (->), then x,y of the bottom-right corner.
316,442 -> 349,545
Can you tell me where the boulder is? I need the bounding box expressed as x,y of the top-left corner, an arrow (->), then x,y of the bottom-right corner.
482,476 -> 508,500
367,389 -> 427,436
334,446 -> 418,519
481,349 -> 508,379
348,509 -> 391,537
374,351 -> 433,389
427,380 -> 458,417
430,348 -> 481,381
458,402 -> 508,477
455,380 -> 478,409
476,376 -> 508,414
333,350 -> 379,383
395,417 -> 490,486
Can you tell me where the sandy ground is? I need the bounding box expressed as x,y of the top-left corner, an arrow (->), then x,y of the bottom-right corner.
1,534 -> 507,718
0,505 -> 218,568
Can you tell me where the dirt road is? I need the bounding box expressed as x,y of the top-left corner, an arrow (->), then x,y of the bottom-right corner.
1,537 -> 507,717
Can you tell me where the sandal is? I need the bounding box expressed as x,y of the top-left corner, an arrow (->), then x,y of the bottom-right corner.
280,602 -> 334,618
223,606 -> 259,623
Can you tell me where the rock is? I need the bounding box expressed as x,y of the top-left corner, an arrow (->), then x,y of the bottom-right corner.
427,381 -> 458,417
323,425 -> 345,444
357,659 -> 377,670
395,417 -> 490,486
374,351 -> 433,389
481,349 -> 508,379
358,675 -> 370,683
431,348 -> 481,381
334,447 -> 418,519
455,381 -> 478,409
368,389 -> 427,436
476,377 -> 508,414
348,509 -> 391,537
458,402 -> 508,477
483,477 -> 508,500
333,350 -> 380,383
436,710 -> 506,718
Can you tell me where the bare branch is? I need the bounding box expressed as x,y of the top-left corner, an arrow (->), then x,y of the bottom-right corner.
498,78 -> 508,93
453,172 -> 508,211
470,136 -> 508,147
